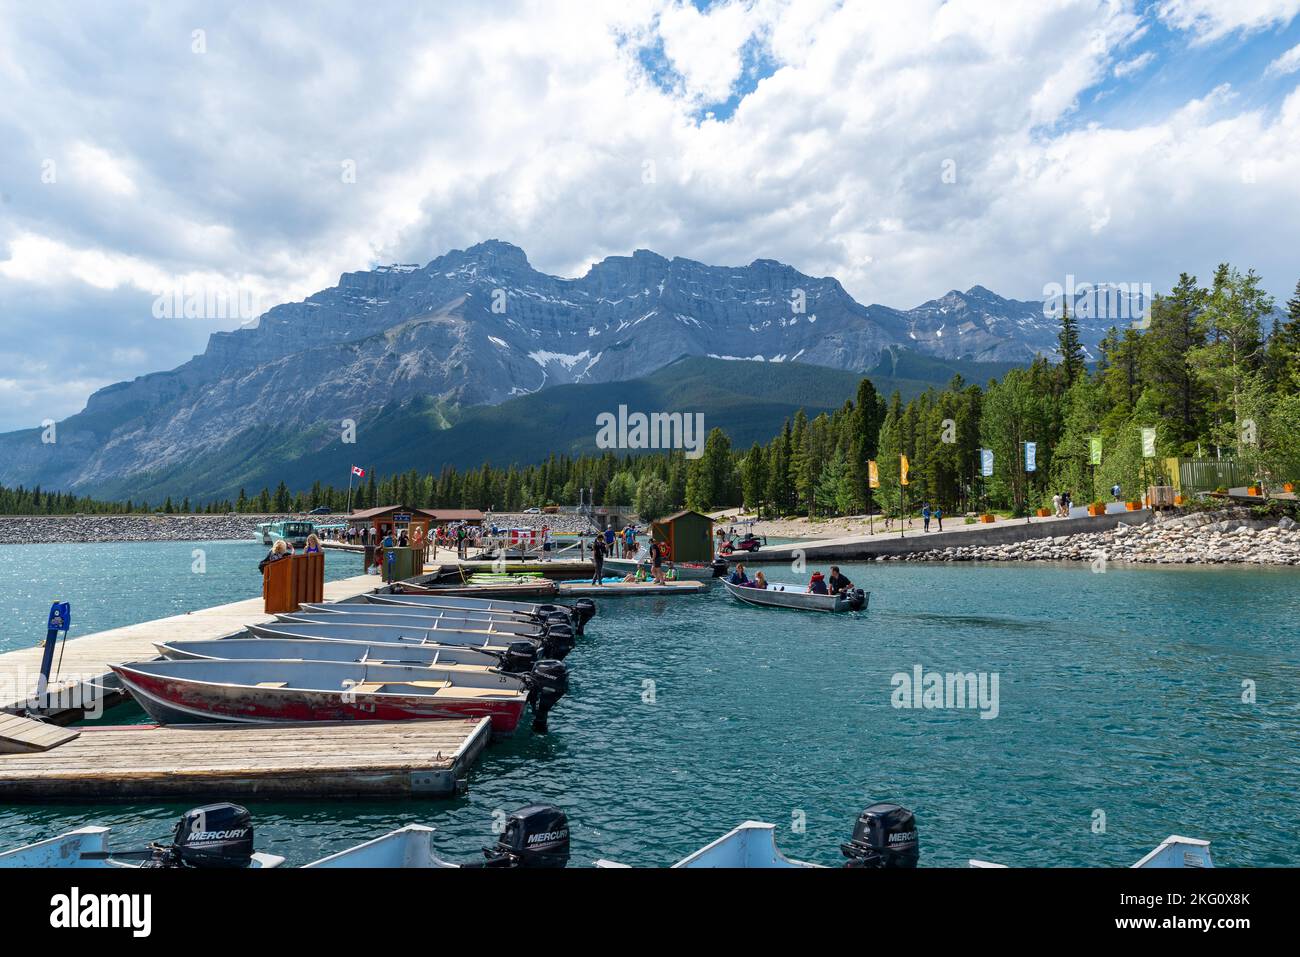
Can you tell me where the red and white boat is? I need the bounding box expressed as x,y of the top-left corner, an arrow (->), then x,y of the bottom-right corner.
110,658 -> 567,735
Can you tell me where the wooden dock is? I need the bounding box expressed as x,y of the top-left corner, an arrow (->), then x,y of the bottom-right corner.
0,718 -> 491,800
0,572 -> 380,721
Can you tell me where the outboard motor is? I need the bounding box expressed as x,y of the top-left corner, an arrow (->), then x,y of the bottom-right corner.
710,558 -> 729,578
541,623 -> 575,660
847,588 -> 867,611
840,803 -> 918,869
521,660 -> 569,733
479,805 -> 570,868
498,639 -> 540,674
572,598 -> 596,629
83,803 -> 258,868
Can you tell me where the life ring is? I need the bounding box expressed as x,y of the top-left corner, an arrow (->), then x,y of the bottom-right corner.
658,541 -> 672,560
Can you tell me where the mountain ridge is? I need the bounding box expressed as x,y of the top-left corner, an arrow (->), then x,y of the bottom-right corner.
0,240 -> 1111,499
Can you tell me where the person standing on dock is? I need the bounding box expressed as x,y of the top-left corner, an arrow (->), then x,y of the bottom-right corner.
922,502 -> 932,532
650,537 -> 667,584
591,533 -> 607,585
934,506 -> 943,531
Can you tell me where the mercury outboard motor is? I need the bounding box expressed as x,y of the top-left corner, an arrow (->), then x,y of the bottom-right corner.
83,803 -> 257,868
541,623 -> 575,660
571,598 -> 596,631
521,660 -> 569,732
847,587 -> 867,611
497,639 -> 540,674
477,805 -> 570,868
710,559 -> 729,578
840,803 -> 918,868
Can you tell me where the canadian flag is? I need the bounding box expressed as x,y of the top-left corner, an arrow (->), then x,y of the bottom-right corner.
351,466 -> 366,478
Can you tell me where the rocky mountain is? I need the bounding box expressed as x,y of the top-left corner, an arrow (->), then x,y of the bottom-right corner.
0,240 -> 1101,499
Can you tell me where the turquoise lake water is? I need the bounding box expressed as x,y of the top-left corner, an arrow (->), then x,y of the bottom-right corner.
1,540 -> 1297,867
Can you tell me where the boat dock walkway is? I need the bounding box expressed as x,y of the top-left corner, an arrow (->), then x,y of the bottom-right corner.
742,509 -> 1155,563
0,718 -> 490,800
0,571 -> 380,721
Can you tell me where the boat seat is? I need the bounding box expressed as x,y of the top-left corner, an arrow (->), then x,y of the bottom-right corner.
255,681 -> 288,688
349,682 -> 386,694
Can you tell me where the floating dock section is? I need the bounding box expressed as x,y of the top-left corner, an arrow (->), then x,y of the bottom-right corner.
557,580 -> 706,597
0,718 -> 490,801
0,572 -> 380,722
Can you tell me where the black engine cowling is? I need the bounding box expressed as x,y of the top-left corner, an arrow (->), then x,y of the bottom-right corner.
522,660 -> 568,732
710,559 -> 729,578
498,639 -> 540,673
541,623 -> 575,660
847,587 -> 867,611
840,803 -> 918,868
481,805 -> 570,868
163,803 -> 256,869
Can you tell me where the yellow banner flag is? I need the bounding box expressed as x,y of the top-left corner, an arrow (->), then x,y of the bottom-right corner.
900,454 -> 910,485
868,460 -> 879,489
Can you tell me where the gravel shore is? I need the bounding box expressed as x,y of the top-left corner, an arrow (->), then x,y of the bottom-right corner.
0,511 -> 602,545
881,508 -> 1300,566
0,514 -> 294,545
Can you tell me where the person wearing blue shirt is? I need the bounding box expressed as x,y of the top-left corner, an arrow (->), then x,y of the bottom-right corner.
728,563 -> 750,586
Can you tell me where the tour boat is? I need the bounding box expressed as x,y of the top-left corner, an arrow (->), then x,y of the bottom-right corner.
721,578 -> 868,612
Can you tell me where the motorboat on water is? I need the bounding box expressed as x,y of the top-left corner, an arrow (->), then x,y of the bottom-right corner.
0,803 -> 570,869
154,637 -> 532,672
600,556 -> 728,581
721,578 -> 868,612
246,619 -> 575,661
110,656 -> 568,734
368,592 -> 596,634
276,610 -> 549,639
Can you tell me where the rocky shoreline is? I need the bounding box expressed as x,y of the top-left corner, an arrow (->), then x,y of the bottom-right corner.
0,511 -> 601,545
0,514 -> 294,545
885,508 -> 1300,566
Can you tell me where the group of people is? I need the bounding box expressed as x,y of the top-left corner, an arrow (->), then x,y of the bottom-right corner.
1050,491 -> 1076,517
589,527 -> 666,586
257,533 -> 322,573
921,503 -> 944,532
727,563 -> 854,595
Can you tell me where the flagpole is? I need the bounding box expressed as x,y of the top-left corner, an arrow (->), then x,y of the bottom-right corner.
346,468 -> 355,517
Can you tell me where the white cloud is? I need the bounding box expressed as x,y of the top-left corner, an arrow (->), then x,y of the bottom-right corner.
1113,50 -> 1155,78
0,0 -> 1297,432
1265,41 -> 1300,75
1157,0 -> 1300,44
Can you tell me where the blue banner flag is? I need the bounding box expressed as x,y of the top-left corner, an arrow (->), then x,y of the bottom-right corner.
1024,441 -> 1037,472
980,449 -> 994,477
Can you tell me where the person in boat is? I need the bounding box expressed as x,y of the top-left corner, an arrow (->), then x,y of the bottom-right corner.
304,534 -> 322,555
826,566 -> 852,595
751,570 -> 768,589
257,538 -> 291,573
728,563 -> 750,586
807,571 -> 829,595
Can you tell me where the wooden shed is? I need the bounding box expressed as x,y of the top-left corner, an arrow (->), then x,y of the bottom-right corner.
651,509 -> 715,564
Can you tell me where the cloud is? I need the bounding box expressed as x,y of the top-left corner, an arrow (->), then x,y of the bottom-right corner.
0,0 -> 1298,433
1265,41 -> 1300,75
1113,50 -> 1156,78
1156,0 -> 1300,44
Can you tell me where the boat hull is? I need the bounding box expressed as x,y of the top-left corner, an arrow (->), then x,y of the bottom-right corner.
111,661 -> 528,734
156,637 -> 505,668
601,558 -> 719,581
721,579 -> 867,612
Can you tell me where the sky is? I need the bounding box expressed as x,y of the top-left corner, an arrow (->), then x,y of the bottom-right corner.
1,0 -> 1300,430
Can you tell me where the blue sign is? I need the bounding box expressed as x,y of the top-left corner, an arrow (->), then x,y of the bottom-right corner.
47,602 -> 70,633
1024,441 -> 1037,473
980,449 -> 994,477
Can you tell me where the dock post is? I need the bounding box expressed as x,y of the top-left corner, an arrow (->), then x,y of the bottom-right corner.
35,602 -> 71,705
